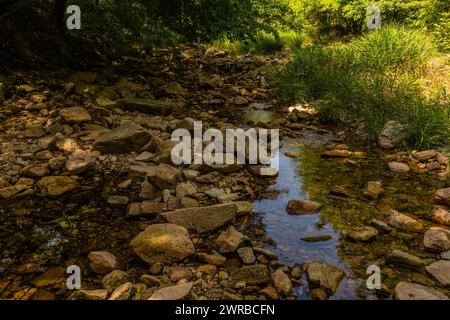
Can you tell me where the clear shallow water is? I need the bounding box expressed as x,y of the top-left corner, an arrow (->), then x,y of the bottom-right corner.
253,133 -> 441,300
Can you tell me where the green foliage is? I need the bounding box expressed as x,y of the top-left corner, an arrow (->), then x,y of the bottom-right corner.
276,26 -> 449,148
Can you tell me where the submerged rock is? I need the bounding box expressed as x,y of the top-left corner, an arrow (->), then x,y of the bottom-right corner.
59,107 -> 92,124
388,162 -> 410,174
431,207 -> 450,227
287,199 -> 322,215
435,188 -> 450,206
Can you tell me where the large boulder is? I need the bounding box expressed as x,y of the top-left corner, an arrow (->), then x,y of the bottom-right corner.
93,122 -> 153,154
378,121 -> 409,149
161,203 -> 237,233
129,224 -> 194,265
394,281 -> 448,300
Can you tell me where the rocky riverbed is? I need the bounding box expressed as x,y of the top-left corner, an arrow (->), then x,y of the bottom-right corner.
0,45 -> 449,300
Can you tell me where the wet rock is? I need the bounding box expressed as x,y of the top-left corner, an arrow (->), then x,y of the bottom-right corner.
287,199 -> 322,215
150,263 -> 164,275
121,98 -> 173,115
385,209 -> 424,232
378,121 -> 409,149
237,247 -> 256,264
129,223 -> 195,264
102,270 -> 130,292
424,227 -> 450,253
161,203 -> 237,233
65,149 -> 98,174
346,226 -> 378,242
305,262 -> 345,294
148,282 -> 194,300
107,196 -> 129,207
31,267 -> 65,287
215,226 -> 245,253
388,162 -> 410,173
425,260 -> 450,286
386,250 -> 424,271
321,149 -> 353,158
435,188 -> 450,206
197,252 -> 226,266
197,264 -> 217,276
147,163 -> 181,190
394,281 -> 448,300
0,184 -> 29,199
88,251 -> 121,275
23,165 -> 51,178
271,269 -> 292,295
93,122 -> 153,154
231,265 -> 270,285
30,289 -> 55,300
36,176 -> 78,196
431,207 -> 450,227
59,107 -> 91,124
74,289 -> 108,300
109,282 -> 134,300
56,138 -> 79,155
362,181 -> 383,200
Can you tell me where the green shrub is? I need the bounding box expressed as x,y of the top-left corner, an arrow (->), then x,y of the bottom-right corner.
276,25 -> 449,148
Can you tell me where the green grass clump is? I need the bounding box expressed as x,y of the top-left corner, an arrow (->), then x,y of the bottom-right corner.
276,25 -> 449,148
210,31 -> 307,55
